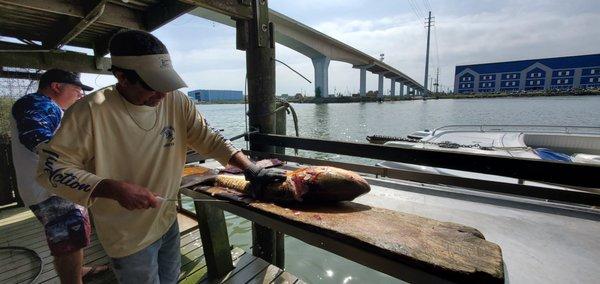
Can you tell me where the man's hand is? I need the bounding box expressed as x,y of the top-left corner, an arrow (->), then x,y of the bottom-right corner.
243,164 -> 287,199
92,179 -> 159,210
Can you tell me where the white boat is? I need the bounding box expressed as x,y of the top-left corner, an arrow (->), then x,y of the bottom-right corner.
375,125 -> 600,189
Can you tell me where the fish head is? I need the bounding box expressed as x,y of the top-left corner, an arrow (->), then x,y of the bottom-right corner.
289,166 -> 371,202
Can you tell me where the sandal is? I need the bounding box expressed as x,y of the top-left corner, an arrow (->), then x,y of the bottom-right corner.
82,264 -> 109,280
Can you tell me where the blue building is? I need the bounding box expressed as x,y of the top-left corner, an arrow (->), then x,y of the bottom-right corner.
187,89 -> 244,102
454,54 -> 600,93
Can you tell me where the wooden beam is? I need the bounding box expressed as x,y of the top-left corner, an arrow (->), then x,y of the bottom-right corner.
43,0 -> 108,49
0,68 -> 42,80
92,29 -> 123,58
0,51 -> 111,75
249,133 -> 600,189
145,0 -> 197,31
0,41 -> 45,51
181,0 -> 252,20
0,0 -> 143,30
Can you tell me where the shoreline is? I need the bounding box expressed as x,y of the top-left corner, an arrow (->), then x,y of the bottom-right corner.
195,90 -> 600,105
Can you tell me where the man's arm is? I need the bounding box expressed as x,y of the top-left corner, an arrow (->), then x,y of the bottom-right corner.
92,179 -> 158,210
227,151 -> 254,170
12,96 -> 62,153
181,93 -> 286,196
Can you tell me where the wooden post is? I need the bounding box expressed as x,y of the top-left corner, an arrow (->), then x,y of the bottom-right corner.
245,0 -> 275,154
239,0 -> 285,268
194,201 -> 233,279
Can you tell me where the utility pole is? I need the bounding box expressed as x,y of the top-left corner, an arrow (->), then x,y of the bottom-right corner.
424,11 -> 434,97
434,67 -> 439,93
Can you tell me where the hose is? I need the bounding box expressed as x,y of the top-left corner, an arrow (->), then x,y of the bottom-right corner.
0,246 -> 43,284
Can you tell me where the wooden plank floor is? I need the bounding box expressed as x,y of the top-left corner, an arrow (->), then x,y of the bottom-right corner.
0,205 -> 303,284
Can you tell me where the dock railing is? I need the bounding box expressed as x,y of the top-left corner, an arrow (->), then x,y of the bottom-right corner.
179,132 -> 598,283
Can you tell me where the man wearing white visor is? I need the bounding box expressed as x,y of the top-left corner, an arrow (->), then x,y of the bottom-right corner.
36,30 -> 285,283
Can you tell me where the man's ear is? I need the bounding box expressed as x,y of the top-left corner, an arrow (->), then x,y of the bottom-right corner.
49,82 -> 63,94
113,70 -> 128,86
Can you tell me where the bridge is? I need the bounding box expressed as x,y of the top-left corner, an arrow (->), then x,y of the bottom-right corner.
190,8 -> 424,97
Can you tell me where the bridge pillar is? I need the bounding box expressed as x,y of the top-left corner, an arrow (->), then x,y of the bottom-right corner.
399,82 -> 404,96
378,74 -> 384,98
359,68 -> 366,97
312,56 -> 330,98
390,79 -> 396,96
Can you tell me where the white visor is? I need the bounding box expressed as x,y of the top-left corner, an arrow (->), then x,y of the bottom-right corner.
111,54 -> 187,92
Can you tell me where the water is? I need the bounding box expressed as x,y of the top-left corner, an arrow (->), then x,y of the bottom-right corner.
188,96 -> 600,283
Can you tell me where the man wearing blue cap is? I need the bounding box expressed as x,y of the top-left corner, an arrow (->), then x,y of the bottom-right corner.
11,69 -> 108,283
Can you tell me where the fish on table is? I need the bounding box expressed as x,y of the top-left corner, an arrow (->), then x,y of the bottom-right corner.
181,166 -> 371,203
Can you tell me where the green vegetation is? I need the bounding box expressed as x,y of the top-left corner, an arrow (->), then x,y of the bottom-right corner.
0,97 -> 15,137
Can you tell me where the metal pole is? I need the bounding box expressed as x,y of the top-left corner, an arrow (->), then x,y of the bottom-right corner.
424,11 -> 432,96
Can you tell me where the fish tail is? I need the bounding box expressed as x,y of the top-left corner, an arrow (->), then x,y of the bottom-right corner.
214,175 -> 250,193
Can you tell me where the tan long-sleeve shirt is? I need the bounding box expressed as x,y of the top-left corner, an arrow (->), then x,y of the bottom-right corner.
36,85 -> 238,257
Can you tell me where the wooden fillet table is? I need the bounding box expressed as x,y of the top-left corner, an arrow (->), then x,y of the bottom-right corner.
180,167 -> 504,284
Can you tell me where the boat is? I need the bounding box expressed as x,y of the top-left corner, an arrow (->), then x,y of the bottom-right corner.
371,125 -> 600,189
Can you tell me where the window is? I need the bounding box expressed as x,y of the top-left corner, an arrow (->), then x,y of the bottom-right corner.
538,72 -> 542,77
558,71 -> 562,76
565,71 -> 570,76
591,69 -> 596,75
512,82 -> 516,86
537,80 -> 541,85
591,78 -> 595,83
557,79 -> 562,84
513,74 -> 517,79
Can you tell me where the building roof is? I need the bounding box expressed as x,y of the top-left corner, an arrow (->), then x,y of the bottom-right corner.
456,53 -> 600,75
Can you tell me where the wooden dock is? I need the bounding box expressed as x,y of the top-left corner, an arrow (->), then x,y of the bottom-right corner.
0,205 -> 302,284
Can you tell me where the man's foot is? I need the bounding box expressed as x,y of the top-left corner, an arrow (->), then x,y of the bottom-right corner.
82,265 -> 109,280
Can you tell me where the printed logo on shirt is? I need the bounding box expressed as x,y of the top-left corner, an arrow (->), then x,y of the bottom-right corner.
42,149 -> 92,192
160,126 -> 175,147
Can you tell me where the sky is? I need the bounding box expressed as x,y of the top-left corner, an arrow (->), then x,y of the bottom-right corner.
82,0 -> 600,96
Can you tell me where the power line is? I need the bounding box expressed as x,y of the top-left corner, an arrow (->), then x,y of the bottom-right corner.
413,0 -> 426,19
406,0 -> 423,21
423,0 -> 432,11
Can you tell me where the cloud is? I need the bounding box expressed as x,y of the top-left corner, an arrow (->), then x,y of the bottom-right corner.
82,1 -> 600,95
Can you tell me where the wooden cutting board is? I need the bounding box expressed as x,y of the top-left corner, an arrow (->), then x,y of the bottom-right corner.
182,169 -> 504,283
